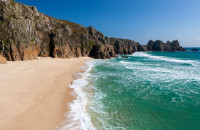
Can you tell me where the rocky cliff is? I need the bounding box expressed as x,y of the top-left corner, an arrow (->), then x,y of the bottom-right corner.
146,40 -> 185,52
0,0 -> 185,63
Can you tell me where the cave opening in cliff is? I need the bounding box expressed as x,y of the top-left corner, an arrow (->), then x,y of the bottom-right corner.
89,45 -> 98,58
49,33 -> 56,57
0,42 -> 3,52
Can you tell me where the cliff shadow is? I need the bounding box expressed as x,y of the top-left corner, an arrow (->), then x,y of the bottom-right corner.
49,33 -> 56,57
0,41 -> 3,53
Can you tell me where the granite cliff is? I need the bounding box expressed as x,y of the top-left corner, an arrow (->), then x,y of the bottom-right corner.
0,0 -> 185,64
146,40 -> 185,52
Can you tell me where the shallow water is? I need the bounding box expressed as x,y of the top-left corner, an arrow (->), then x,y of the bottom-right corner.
65,49 -> 200,130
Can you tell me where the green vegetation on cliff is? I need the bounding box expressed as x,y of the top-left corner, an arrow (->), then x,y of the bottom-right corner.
0,0 -> 185,63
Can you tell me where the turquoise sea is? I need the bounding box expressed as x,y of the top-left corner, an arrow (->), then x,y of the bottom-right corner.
66,48 -> 200,130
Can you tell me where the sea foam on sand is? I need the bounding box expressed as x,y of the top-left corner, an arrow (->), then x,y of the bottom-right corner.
58,60 -> 95,130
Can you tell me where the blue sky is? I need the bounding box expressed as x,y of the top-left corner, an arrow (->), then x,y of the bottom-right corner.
15,0 -> 200,47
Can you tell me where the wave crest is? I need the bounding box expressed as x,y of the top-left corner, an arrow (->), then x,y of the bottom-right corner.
133,52 -> 198,66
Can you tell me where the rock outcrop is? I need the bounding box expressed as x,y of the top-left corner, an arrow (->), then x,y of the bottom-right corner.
191,48 -> 199,51
0,54 -> 6,64
146,40 -> 185,51
0,0 -> 185,63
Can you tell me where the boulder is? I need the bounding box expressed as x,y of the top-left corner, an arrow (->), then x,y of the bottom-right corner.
0,54 -> 7,64
191,48 -> 199,51
122,56 -> 128,58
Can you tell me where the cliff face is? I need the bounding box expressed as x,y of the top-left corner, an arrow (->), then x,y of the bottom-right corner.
146,40 -> 186,51
0,0 -> 185,63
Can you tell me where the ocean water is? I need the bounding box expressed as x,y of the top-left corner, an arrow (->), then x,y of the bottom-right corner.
65,48 -> 200,130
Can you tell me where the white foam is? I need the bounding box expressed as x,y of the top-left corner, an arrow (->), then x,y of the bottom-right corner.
119,61 -> 144,66
132,52 -> 198,66
119,56 -> 200,85
57,59 -> 95,130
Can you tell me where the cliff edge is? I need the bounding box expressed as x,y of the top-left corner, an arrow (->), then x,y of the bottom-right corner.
0,0 -> 185,63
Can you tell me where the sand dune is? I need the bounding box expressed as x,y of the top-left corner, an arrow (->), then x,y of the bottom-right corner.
0,57 -> 92,130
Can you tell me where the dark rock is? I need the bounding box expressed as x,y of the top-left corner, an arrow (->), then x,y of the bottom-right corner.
191,48 -> 199,51
122,56 -> 128,59
0,0 -> 186,63
146,40 -> 185,52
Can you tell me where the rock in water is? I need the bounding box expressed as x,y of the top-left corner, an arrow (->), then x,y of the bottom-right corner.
191,48 -> 199,51
146,40 -> 185,51
122,56 -> 128,59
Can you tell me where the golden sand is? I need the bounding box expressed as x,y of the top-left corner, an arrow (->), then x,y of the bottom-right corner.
0,57 -> 92,130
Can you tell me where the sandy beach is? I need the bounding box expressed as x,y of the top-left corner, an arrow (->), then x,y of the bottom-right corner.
0,57 -> 92,130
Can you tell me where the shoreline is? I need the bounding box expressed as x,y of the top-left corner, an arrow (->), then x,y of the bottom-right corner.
0,57 -> 92,130
56,59 -> 95,130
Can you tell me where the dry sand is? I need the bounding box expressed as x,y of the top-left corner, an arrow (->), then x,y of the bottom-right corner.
0,57 -> 92,130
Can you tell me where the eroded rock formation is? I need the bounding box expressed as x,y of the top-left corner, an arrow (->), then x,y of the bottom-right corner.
0,0 -> 185,63
146,40 -> 185,51
0,54 -> 6,64
191,48 -> 199,51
